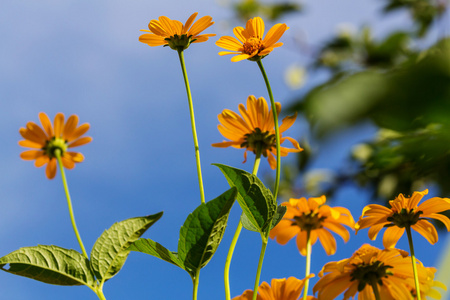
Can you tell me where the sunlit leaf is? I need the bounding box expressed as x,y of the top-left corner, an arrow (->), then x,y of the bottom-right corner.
90,212 -> 163,283
0,245 -> 95,287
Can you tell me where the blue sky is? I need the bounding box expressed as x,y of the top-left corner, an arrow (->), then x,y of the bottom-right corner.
1,0 -> 449,299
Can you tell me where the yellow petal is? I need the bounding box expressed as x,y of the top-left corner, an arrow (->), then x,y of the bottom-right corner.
39,112 -> 54,137
412,219 -> 438,244
382,226 -> 405,248
54,113 -> 65,138
68,136 -> 92,148
46,158 -> 57,179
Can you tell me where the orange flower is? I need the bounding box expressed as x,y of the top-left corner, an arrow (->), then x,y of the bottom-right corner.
269,196 -> 354,255
139,12 -> 215,51
232,277 -> 315,300
19,112 -> 92,179
355,189 -> 450,248
216,16 -> 288,62
212,95 -> 302,169
313,244 -> 431,300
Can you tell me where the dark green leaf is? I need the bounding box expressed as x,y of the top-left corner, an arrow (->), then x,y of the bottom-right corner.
214,164 -> 277,234
178,187 -> 237,274
271,205 -> 287,230
90,212 -> 163,283
0,245 -> 95,287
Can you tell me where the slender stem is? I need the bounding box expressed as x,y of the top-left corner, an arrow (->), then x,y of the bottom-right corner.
193,269 -> 201,300
252,239 -> 268,300
302,230 -> 312,300
256,60 -> 281,200
177,49 -> 205,204
95,289 -> 107,300
406,226 -> 422,300
369,277 -> 381,300
224,150 -> 262,300
55,150 -> 88,258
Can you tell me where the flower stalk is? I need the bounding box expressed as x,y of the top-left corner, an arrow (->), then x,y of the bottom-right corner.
177,49 -> 206,204
302,230 -> 312,300
55,149 -> 88,259
406,225 -> 422,300
256,59 -> 281,199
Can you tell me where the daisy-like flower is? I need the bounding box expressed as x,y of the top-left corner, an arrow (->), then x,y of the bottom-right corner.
19,112 -> 92,179
211,95 -> 302,169
232,277 -> 316,300
139,12 -> 215,51
355,189 -> 450,248
313,244 -> 431,300
269,195 -> 355,255
216,16 -> 288,62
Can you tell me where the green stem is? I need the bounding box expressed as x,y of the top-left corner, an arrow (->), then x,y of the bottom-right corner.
369,277 -> 381,300
406,226 -> 422,300
224,150 -> 262,300
55,150 -> 88,259
302,230 -> 312,300
256,59 -> 281,200
95,288 -> 107,300
193,269 -> 201,300
252,239 -> 268,300
177,49 -> 205,205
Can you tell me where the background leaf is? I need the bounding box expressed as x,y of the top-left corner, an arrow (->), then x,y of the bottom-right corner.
178,187 -> 237,275
90,212 -> 163,283
0,245 -> 95,287
214,164 -> 277,234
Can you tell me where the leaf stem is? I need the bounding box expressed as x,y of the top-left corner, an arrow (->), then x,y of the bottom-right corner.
95,288 -> 107,300
193,269 -> 201,300
177,49 -> 205,205
302,230 -> 312,300
256,59 -> 281,199
55,150 -> 88,259
406,225 -> 422,300
224,149 -> 262,300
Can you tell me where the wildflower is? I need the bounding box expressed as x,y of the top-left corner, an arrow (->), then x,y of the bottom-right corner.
212,95 -> 302,169
355,189 -> 450,248
139,12 -> 215,51
313,244 -> 429,300
232,277 -> 315,300
270,195 -> 354,255
216,16 -> 288,62
19,112 -> 92,179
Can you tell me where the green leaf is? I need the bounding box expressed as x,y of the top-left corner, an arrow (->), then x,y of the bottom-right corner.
129,239 -> 186,273
90,212 -> 163,283
271,205 -> 287,229
178,187 -> 237,274
0,245 -> 95,287
214,164 -> 277,234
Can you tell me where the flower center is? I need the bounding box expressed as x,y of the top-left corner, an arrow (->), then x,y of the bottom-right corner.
241,128 -> 276,156
385,208 -> 423,228
43,137 -> 68,159
243,37 -> 264,55
292,212 -> 327,232
350,260 -> 393,291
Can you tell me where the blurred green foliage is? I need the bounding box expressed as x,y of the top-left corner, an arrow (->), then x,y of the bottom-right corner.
234,0 -> 301,22
231,0 -> 449,204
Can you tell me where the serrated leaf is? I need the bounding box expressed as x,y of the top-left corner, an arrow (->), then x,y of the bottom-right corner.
271,205 -> 287,230
90,212 -> 163,283
178,187 -> 237,275
0,245 -> 95,287
129,239 -> 186,273
214,164 -> 277,234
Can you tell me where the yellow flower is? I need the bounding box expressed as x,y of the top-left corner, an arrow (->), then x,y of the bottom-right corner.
232,277 -> 315,300
270,195 -> 355,255
216,16 -> 288,62
139,12 -> 215,51
313,244 -> 431,300
355,189 -> 450,248
211,95 -> 302,169
19,112 -> 92,179
412,267 -> 446,299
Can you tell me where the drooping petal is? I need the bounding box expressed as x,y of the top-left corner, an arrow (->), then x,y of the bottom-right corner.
382,226 -> 405,248
412,219 -> 438,244
46,158 -> 57,179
